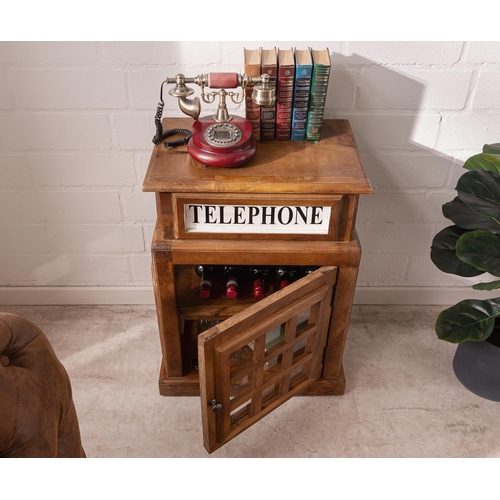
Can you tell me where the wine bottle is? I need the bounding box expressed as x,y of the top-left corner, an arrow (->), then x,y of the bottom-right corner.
249,266 -> 270,301
194,265 -> 216,299
300,266 -> 319,278
223,265 -> 240,299
274,266 -> 296,289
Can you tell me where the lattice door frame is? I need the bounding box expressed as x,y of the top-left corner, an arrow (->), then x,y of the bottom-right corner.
198,266 -> 337,453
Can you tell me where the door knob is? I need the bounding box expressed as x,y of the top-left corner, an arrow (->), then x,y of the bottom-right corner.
209,398 -> 223,412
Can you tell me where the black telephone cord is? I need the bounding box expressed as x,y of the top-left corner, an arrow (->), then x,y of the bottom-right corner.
162,128 -> 192,148
152,101 -> 166,145
152,102 -> 191,149
152,81 -> 191,150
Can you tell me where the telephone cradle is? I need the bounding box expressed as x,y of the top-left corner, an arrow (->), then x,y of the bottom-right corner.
153,72 -> 275,168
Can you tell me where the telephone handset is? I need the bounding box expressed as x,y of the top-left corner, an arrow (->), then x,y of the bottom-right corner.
153,72 -> 276,168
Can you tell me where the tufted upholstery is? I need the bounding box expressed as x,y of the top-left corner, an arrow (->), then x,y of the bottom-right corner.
0,312 -> 86,458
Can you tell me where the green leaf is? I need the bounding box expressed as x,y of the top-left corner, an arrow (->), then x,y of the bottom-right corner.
483,143 -> 500,154
442,197 -> 500,234
456,170 -> 500,222
435,298 -> 500,343
473,280 -> 500,291
463,153 -> 500,174
456,230 -> 500,276
431,226 -> 484,277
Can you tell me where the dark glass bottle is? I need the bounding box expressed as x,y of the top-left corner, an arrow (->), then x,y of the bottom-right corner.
249,266 -> 271,301
274,266 -> 296,289
223,265 -> 240,299
194,265 -> 216,299
300,266 -> 319,278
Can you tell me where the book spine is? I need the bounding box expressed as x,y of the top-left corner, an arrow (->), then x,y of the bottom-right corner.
291,64 -> 312,141
246,95 -> 261,141
244,56 -> 261,141
260,64 -> 277,141
306,64 -> 331,142
276,63 -> 295,141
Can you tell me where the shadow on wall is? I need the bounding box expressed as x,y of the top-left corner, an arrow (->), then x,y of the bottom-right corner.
324,52 -> 465,288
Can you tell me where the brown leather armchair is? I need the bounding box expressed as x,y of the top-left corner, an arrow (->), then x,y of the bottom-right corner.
0,312 -> 86,458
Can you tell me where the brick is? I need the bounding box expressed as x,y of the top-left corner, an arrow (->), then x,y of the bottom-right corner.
0,191 -> 122,222
28,153 -> 136,187
0,42 -> 98,64
346,114 -> 440,151
407,252 -> 482,287
0,225 -> 49,252
358,192 -> 427,223
36,254 -> 131,285
136,153 -> 152,182
422,191 -> 457,223
121,190 -> 157,222
0,69 -> 11,109
359,152 -> 451,189
465,42 -> 500,64
329,69 -> 357,110
10,69 -> 128,109
0,113 -> 111,151
357,253 -> 409,286
472,71 -> 500,109
0,155 -> 32,187
0,255 -> 40,283
437,114 -> 500,150
347,41 -> 463,65
128,69 -> 166,110
142,224 -> 155,252
112,113 -> 155,150
129,254 -> 153,283
357,223 -> 435,254
358,66 -> 422,110
359,67 -> 472,110
101,41 -> 222,65
446,153 -> 476,188
46,224 -> 144,252
0,195 -> 21,225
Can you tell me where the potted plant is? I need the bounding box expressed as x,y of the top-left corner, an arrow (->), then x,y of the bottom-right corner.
430,142 -> 500,401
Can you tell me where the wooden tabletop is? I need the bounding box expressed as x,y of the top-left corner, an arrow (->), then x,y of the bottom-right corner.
142,118 -> 373,195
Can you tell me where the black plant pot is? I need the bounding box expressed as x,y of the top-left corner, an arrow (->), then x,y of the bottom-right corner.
453,326 -> 500,402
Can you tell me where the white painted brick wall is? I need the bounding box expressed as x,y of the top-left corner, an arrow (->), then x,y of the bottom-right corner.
346,42 -> 464,65
0,114 -> 111,150
465,42 -> 500,64
1,41 -> 500,288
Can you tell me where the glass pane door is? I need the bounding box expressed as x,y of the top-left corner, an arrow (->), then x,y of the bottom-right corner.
198,266 -> 336,453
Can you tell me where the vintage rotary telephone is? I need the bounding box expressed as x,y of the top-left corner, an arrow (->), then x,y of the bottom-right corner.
153,72 -> 276,168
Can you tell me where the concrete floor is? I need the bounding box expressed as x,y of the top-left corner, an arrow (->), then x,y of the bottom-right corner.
2,304 -> 500,458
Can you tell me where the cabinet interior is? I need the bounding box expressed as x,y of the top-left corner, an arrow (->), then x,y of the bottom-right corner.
174,264 -> 321,380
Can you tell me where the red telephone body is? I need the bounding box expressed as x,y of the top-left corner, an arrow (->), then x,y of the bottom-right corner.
157,72 -> 273,168
188,116 -> 257,168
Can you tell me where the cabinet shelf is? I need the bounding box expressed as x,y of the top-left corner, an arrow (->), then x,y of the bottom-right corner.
175,265 -> 279,322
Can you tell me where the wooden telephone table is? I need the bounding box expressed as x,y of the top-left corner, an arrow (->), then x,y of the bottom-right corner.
142,118 -> 372,453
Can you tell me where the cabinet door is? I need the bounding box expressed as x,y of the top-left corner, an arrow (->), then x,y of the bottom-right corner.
198,266 -> 337,453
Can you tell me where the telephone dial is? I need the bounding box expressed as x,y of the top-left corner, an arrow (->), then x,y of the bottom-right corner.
153,72 -> 276,168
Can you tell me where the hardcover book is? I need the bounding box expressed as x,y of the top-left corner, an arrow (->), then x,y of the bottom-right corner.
260,48 -> 277,141
276,48 -> 295,141
306,48 -> 331,142
291,48 -> 313,141
244,47 -> 261,141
